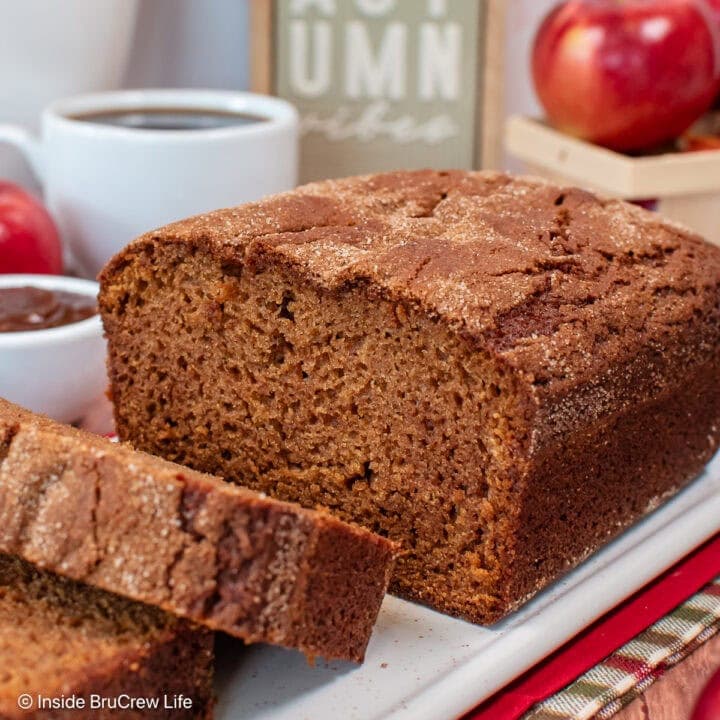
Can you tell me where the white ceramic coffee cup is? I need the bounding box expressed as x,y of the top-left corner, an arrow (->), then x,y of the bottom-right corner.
0,89 -> 299,277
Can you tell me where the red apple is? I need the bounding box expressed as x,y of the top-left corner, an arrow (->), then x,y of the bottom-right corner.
707,0 -> 720,24
706,0 -> 720,105
692,665 -> 720,720
0,182 -> 62,274
532,0 -> 720,151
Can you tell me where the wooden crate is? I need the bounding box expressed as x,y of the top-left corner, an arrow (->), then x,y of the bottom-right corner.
505,115 -> 720,246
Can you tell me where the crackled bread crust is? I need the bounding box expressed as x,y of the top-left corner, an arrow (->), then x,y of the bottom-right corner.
0,399 -> 395,662
99,170 -> 720,622
0,553 -> 214,720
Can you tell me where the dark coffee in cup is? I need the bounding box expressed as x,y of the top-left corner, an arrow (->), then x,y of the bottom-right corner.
68,108 -> 267,131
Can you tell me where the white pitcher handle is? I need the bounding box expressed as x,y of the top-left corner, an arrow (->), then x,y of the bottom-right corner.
0,124 -> 44,183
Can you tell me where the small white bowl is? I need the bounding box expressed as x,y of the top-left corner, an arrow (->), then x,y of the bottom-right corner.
0,274 -> 107,422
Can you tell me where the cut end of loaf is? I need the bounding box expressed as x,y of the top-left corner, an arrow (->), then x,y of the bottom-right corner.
100,241 -> 532,622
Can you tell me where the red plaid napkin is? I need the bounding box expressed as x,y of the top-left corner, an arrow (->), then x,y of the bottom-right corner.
468,534 -> 720,720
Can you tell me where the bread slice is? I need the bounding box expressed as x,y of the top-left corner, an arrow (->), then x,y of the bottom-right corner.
0,399 -> 396,662
98,170 -> 720,624
0,552 -> 213,720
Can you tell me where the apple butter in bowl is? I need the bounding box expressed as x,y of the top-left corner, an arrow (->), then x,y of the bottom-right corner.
0,286 -> 97,333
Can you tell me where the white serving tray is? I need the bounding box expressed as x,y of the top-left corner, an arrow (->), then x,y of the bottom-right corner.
215,450 -> 720,720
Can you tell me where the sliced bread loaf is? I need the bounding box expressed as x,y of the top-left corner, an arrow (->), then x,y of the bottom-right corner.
0,552 -> 213,720
0,399 -> 396,662
99,170 -> 720,623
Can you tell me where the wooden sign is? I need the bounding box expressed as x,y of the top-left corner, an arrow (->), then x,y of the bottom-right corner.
251,0 -> 505,183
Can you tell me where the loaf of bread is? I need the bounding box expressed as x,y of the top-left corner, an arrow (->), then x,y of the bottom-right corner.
0,399 -> 395,661
99,170 -> 720,623
0,553 -> 213,720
